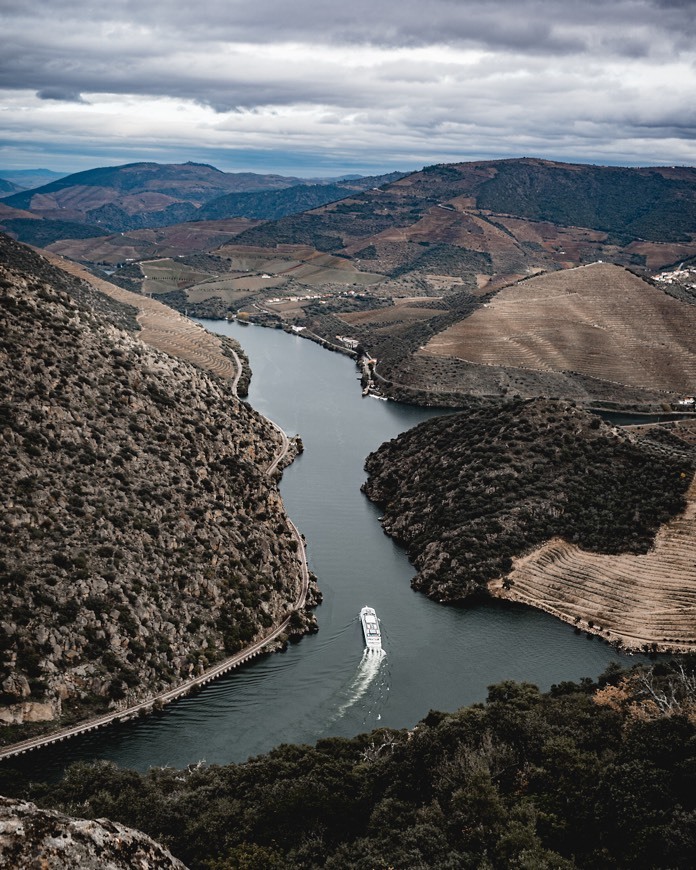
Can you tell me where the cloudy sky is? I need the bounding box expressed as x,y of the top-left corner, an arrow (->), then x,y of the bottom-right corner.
1,0 -> 695,176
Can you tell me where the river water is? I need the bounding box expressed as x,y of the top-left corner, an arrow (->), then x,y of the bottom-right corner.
12,322 -> 636,776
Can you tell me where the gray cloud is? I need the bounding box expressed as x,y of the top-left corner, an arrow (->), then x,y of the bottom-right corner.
36,87 -> 87,103
0,0 -> 694,172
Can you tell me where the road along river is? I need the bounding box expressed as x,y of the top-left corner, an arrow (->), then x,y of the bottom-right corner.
7,321 -> 638,777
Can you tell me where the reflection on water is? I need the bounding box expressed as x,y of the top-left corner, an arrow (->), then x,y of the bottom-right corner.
9,322 -> 642,779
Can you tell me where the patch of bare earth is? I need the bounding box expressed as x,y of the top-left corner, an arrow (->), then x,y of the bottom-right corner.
425,262 -> 696,395
490,474 -> 696,652
37,250 -> 236,381
339,299 -> 438,330
47,219 -> 260,263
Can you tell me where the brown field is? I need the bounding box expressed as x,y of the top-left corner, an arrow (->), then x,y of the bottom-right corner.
425,262 -> 696,394
186,274 -> 287,302
141,259 -> 213,294
0,203 -> 40,221
340,299 -> 438,330
216,244 -> 383,287
493,217 -> 610,264
490,473 -> 696,652
47,219 -> 260,263
214,251 -> 302,273
625,240 -> 696,271
356,206 -> 524,259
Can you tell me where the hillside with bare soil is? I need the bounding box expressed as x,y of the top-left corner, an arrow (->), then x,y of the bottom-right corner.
362,399 -> 695,624
36,248 -> 238,381
491,427 -> 696,652
422,262 -> 696,400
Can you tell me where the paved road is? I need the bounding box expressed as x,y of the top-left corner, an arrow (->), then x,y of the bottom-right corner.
0,339 -> 310,761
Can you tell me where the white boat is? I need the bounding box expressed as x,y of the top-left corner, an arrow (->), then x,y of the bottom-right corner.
360,606 -> 382,652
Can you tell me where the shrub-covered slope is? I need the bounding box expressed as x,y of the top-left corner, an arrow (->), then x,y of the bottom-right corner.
13,662 -> 696,869
0,242 -> 310,737
362,398 -> 693,601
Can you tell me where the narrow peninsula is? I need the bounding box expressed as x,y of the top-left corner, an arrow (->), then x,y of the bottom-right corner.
362,398 -> 696,651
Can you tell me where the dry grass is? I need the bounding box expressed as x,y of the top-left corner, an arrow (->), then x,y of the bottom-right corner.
426,262 -> 696,394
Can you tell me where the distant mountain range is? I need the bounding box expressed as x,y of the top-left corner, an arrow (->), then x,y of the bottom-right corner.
0,161 -> 405,242
5,156 -> 696,411
0,168 -> 66,191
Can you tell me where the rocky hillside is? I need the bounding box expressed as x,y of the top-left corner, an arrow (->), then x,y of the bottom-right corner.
0,796 -> 187,869
362,398 -> 694,602
0,238 -> 312,739
0,797 -> 186,870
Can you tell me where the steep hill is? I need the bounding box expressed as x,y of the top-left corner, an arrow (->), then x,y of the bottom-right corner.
0,179 -> 21,195
198,182 -> 358,221
232,158 -> 696,278
0,236 -> 312,740
362,397 -> 695,645
0,200 -> 110,253
0,169 -> 65,190
208,159 -> 696,407
198,172 -> 405,221
414,262 -> 696,402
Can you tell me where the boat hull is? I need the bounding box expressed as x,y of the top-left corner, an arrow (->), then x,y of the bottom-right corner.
360,606 -> 382,652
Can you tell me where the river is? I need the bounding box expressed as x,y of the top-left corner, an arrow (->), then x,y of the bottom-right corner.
10,322 -> 637,776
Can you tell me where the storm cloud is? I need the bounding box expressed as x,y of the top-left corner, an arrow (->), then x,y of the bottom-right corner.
1,0 -> 694,172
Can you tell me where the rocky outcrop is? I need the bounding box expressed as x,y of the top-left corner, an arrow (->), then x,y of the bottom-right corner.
0,237 -> 312,739
0,796 -> 187,869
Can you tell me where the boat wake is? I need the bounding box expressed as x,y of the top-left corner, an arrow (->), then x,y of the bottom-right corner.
333,648 -> 388,724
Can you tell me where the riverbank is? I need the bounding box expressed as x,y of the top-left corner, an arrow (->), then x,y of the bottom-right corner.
0,513 -> 312,761
362,398 -> 696,649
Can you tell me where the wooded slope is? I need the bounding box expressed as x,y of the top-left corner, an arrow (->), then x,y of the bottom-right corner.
0,237 -> 307,739
12,662 -> 696,869
362,399 -> 694,613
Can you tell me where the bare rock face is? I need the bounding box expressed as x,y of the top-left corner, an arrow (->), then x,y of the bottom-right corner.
0,796 -> 188,869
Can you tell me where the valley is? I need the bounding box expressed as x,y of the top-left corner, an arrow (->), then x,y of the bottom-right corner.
9,157 -> 693,413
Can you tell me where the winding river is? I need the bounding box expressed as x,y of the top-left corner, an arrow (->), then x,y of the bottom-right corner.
11,322 -> 636,777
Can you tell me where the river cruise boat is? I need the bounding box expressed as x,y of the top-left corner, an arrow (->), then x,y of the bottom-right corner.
360,606 -> 382,652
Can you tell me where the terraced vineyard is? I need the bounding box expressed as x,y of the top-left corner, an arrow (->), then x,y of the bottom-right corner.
491,472 -> 696,652
39,251 -> 237,380
425,262 -> 696,395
